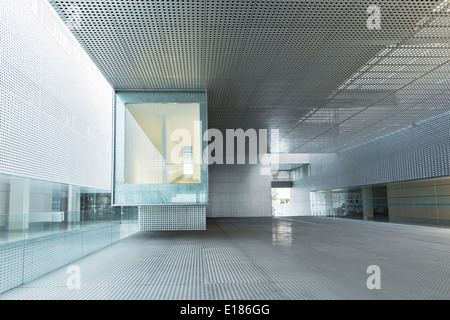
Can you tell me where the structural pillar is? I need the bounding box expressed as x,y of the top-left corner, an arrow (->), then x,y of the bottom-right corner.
67,185 -> 81,226
362,186 -> 374,221
325,189 -> 333,216
162,115 -> 167,184
8,178 -> 30,230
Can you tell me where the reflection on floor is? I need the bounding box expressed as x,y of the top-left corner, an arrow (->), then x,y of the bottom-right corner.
172,174 -> 199,184
1,216 -> 450,300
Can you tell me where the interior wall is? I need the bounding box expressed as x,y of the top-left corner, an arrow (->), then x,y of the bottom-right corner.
274,166 -> 311,216
124,109 -> 163,184
165,117 -> 183,183
387,177 -> 450,226
207,163 -> 271,217
284,182 -> 312,216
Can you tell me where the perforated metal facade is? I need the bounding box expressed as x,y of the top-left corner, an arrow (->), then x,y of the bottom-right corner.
0,243 -> 24,294
46,0 -> 450,155
293,110 -> 450,193
207,164 -> 272,217
139,205 -> 206,231
0,0 -> 113,190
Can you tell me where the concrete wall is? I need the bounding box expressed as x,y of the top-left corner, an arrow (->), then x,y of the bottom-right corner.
207,163 -> 271,217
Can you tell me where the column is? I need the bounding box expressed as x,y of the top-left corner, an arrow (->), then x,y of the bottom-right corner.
8,178 -> 30,230
0,181 -> 9,228
67,185 -> 81,226
162,115 -> 167,183
362,186 -> 374,221
324,189 -> 333,216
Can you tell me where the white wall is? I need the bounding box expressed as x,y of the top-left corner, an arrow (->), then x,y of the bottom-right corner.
124,109 -> 163,184
286,182 -> 312,216
165,117 -> 184,183
0,0 -> 113,190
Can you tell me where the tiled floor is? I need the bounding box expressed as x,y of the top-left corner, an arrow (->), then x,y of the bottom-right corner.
1,216 -> 449,300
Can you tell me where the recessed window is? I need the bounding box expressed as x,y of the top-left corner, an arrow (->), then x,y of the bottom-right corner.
124,102 -> 201,184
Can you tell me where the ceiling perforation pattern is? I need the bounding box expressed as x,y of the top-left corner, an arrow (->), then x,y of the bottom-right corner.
47,0 -> 450,153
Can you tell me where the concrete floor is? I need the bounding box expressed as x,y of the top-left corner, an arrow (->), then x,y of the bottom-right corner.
0,216 -> 449,300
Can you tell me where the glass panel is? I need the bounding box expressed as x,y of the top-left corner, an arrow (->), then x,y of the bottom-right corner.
0,172 -> 138,245
113,91 -> 208,205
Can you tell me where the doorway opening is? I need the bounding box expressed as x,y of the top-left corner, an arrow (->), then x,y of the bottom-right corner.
271,188 -> 291,217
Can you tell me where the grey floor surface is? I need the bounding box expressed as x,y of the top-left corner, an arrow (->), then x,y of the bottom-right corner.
0,216 -> 449,300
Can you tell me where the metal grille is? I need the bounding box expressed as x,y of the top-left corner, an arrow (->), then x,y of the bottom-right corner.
0,223 -> 138,294
139,205 -> 206,231
0,0 -> 113,190
46,0 -> 450,154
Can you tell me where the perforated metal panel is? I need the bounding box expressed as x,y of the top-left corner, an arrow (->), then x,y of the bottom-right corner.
139,205 -> 206,231
290,109 -> 450,198
23,236 -> 67,282
0,244 -> 24,293
0,0 -> 113,190
45,0 -> 450,154
207,163 -> 272,217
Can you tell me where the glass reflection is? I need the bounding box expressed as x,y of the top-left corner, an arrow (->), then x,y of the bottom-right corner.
0,173 -> 138,245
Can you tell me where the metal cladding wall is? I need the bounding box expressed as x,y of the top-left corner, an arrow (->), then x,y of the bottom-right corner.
139,205 -> 206,231
308,110 -> 450,192
207,163 -> 272,217
287,111 -> 450,216
0,0 -> 113,190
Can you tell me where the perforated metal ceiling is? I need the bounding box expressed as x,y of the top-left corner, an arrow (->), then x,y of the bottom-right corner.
48,0 -> 450,153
